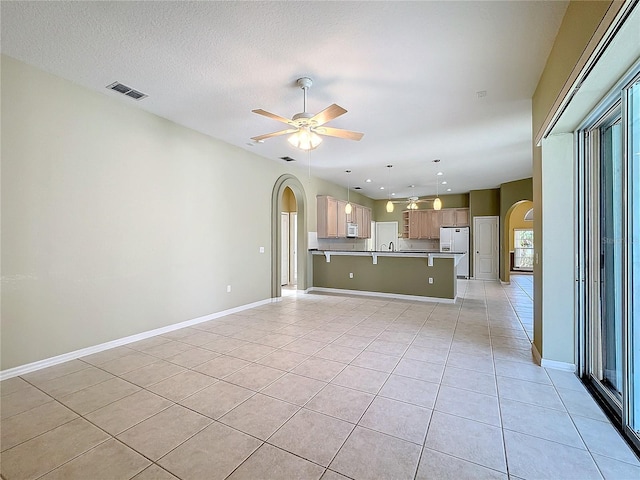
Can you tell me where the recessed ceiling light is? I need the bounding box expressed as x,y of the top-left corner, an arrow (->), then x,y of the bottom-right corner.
365,179 -> 372,183
446,188 -> 452,192
441,181 -> 447,185
380,186 -> 385,190
436,172 -> 443,176
391,193 -> 396,196
432,159 -> 441,163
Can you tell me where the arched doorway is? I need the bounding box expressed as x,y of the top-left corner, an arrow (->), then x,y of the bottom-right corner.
503,200 -> 533,284
271,174 -> 307,299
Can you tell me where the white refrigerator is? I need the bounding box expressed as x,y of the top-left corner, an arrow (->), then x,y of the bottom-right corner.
440,226 -> 470,278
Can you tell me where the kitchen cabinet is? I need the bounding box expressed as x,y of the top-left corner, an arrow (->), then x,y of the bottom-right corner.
408,211 -> 420,239
438,208 -> 469,227
359,206 -> 371,238
337,200 -> 348,238
403,207 -> 469,239
317,195 -> 371,239
438,209 -> 456,227
317,196 -> 338,238
454,208 -> 469,226
406,210 -> 438,239
419,210 -> 439,239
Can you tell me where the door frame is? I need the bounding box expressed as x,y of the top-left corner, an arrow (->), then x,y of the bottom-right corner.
271,174 -> 307,298
473,216 -> 499,280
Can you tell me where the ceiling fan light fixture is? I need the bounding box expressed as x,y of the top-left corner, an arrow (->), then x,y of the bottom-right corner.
288,127 -> 322,151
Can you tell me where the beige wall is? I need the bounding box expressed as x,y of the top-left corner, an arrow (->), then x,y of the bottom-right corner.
0,56 -> 358,370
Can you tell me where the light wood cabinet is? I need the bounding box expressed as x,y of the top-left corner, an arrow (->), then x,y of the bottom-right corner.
354,204 -> 372,238
337,200 -> 347,238
438,209 -> 456,227
419,210 -> 439,239
408,211 -> 420,239
403,207 -> 469,239
317,195 -> 372,239
402,211 -> 410,238
455,208 -> 469,226
438,208 -> 469,227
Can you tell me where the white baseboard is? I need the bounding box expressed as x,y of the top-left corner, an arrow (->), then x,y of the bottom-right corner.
0,297 -> 274,381
531,343 -> 576,372
307,287 -> 455,304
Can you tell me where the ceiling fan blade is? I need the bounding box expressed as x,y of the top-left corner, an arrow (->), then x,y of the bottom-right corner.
310,104 -> 347,126
315,126 -> 364,141
252,109 -> 294,126
251,128 -> 298,141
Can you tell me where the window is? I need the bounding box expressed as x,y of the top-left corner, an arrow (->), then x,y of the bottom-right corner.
513,229 -> 533,271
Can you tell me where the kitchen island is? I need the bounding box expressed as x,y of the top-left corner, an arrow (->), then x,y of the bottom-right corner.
310,250 -> 466,302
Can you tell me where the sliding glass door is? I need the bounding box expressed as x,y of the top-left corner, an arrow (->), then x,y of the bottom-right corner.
628,77 -> 640,441
577,71 -> 640,452
599,116 -> 623,402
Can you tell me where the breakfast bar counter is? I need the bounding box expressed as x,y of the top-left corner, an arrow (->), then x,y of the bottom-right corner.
310,250 -> 465,301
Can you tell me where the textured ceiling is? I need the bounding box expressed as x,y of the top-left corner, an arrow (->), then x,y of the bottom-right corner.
1,1 -> 568,200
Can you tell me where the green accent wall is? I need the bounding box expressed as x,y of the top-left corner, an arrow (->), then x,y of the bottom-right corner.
372,193 -> 469,223
468,188 -> 500,275
499,178 -> 533,280
312,255 -> 456,299
531,1 -> 617,361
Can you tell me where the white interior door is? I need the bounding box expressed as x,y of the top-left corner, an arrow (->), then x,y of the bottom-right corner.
281,213 -> 289,286
474,216 -> 499,280
375,222 -> 398,251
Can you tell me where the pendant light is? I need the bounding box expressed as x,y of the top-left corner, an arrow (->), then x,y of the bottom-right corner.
345,170 -> 353,214
385,165 -> 394,213
433,174 -> 442,210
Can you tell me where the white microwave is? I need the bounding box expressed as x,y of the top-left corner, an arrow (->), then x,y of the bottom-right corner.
346,223 -> 358,237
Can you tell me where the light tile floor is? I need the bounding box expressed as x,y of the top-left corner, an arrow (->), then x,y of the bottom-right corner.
2,278 -> 639,479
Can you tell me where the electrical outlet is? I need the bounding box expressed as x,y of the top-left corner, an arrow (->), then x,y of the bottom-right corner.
259,246 -> 265,253
226,285 -> 232,293
428,277 -> 433,284
349,272 -> 354,279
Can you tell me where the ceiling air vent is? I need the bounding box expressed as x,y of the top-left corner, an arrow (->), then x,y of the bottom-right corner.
106,82 -> 148,101
280,156 -> 296,162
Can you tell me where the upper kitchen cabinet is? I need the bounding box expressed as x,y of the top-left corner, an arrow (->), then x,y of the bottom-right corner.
438,208 -> 470,227
454,208 -> 469,226
406,210 -> 438,239
317,195 -> 337,238
357,206 -> 371,238
337,200 -> 348,238
438,209 -> 456,227
317,195 -> 371,239
402,207 -> 469,238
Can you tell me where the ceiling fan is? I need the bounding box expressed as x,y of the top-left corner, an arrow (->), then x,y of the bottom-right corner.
391,196 -> 442,210
251,77 -> 364,150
